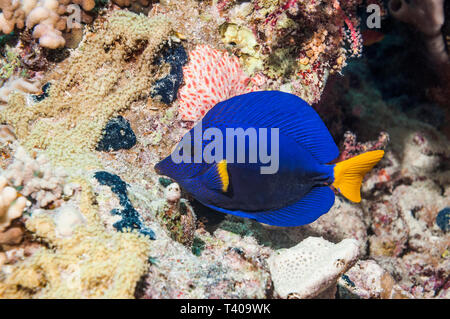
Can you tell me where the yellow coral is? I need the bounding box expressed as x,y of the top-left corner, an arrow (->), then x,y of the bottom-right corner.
220,23 -> 263,74
0,178 -> 151,299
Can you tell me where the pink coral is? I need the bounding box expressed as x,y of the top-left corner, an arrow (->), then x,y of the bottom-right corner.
338,131 -> 389,161
178,45 -> 262,122
333,0 -> 363,57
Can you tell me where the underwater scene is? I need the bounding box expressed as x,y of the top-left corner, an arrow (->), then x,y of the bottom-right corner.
0,0 -> 448,300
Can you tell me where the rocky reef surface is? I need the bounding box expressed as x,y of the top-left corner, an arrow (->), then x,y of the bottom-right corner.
0,0 -> 448,299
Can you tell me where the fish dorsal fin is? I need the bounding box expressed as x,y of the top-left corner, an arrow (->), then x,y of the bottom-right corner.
201,186 -> 335,227
200,159 -> 229,192
201,91 -> 339,164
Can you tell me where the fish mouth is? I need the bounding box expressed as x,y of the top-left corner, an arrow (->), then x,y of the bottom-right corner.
154,162 -> 163,175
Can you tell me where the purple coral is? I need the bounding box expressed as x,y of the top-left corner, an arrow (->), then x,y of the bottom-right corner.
339,131 -> 389,161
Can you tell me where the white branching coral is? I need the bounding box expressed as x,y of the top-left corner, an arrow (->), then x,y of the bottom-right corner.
0,0 -> 96,49
268,237 -> 360,298
0,175 -> 28,231
2,146 -> 67,208
0,175 -> 29,247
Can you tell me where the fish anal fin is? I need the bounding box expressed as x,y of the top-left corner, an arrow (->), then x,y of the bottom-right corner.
201,186 -> 335,227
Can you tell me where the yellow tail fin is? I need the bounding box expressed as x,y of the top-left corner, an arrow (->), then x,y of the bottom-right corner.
332,150 -> 384,203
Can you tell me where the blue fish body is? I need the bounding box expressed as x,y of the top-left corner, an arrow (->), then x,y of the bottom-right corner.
155,91 -> 383,227
179,127 -> 334,212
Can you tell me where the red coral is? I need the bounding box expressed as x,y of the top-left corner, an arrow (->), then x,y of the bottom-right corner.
178,45 -> 263,121
333,0 -> 363,57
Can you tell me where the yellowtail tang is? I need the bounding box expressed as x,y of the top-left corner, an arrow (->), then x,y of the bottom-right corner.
155,91 -> 384,226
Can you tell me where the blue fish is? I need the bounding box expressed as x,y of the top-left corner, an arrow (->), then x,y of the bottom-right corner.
155,91 -> 384,227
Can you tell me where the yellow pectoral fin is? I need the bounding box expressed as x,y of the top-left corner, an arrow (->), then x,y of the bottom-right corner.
201,159 -> 230,193
217,159 -> 229,192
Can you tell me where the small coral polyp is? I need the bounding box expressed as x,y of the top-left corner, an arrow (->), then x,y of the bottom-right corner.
178,45 -> 262,121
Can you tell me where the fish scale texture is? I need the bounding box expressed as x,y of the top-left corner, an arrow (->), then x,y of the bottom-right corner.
178,45 -> 261,121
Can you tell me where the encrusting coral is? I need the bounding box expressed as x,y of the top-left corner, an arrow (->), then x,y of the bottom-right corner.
268,237 -> 360,298
0,165 -> 153,298
0,10 -> 173,170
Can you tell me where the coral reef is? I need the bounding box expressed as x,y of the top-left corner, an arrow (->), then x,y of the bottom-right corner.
0,0 -> 447,300
139,227 -> 272,299
338,131 -> 389,161
338,260 -> 412,299
436,208 -> 449,232
215,0 -> 363,104
0,10 -> 173,170
94,171 -> 155,239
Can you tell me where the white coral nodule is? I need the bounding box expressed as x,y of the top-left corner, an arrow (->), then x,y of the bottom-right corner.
0,176 -> 29,232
